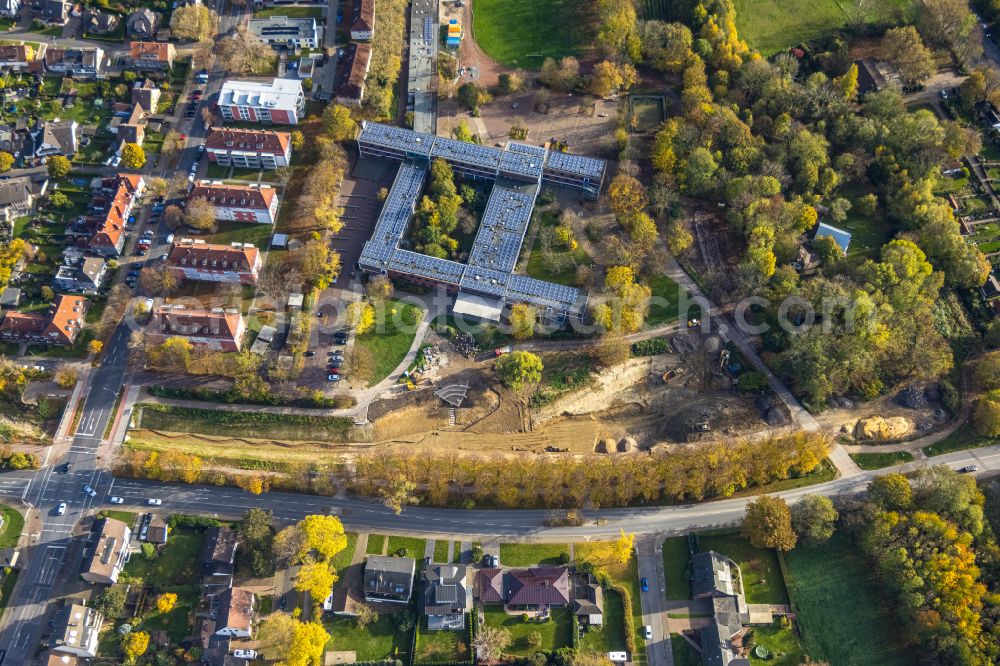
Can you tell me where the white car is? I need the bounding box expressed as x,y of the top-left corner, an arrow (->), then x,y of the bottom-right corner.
112,155 -> 122,167
57,502 -> 67,515
165,233 -> 174,244
233,649 -> 257,659
83,485 -> 97,497
147,498 -> 162,506
109,496 -> 124,504
642,625 -> 653,640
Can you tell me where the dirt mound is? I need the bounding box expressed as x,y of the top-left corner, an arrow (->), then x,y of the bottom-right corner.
895,385 -> 929,409
854,416 -> 912,441
596,438 -> 615,453
618,436 -> 637,453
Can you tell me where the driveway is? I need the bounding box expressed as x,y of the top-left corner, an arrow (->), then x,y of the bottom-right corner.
637,537 -> 673,666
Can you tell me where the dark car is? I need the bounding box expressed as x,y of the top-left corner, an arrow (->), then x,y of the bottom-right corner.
327,361 -> 342,370
640,577 -> 649,592
304,351 -> 316,357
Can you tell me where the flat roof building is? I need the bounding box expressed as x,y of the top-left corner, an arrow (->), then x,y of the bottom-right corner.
249,15 -> 324,49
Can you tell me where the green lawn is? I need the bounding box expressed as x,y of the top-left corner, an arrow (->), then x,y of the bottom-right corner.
579,587 -> 627,653
645,273 -> 691,326
366,534 -> 387,555
0,570 -> 18,617
414,618 -> 470,663
100,510 -> 138,527
471,0 -> 587,68
204,220 -> 274,248
923,421 -> 999,457
483,606 -> 572,656
0,506 -> 24,549
138,592 -> 198,643
499,542 -> 568,567
835,183 -> 893,258
324,614 -> 412,661
733,0 -> 912,55
386,535 -> 425,559
697,533 -> 788,605
661,536 -> 690,600
137,403 -> 355,442
749,623 -> 806,666
122,527 -> 203,588
849,451 -> 915,470
330,532 -> 359,574
432,540 -> 450,563
783,532 -> 917,666
355,300 -> 424,386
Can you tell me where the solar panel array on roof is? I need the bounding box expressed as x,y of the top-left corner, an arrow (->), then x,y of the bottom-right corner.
467,182 -> 535,273
499,142 -> 546,180
431,137 -> 502,171
460,265 -> 510,298
544,150 -> 605,179
359,162 -> 426,269
508,274 -> 582,312
359,121 -> 434,157
423,16 -> 433,41
390,249 -> 465,284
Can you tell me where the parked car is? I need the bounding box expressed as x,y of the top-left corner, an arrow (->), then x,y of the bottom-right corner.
960,465 -> 979,473
640,578 -> 649,592
165,233 -> 174,244
642,626 -> 653,640
83,485 -> 97,497
147,498 -> 162,505
327,361 -> 342,370
109,496 -> 124,504
304,351 -> 316,357
63,462 -> 71,473
57,503 -> 66,515
327,374 -> 340,382
233,650 -> 257,659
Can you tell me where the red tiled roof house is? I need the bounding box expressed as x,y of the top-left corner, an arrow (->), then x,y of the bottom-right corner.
0,295 -> 88,346
148,305 -> 246,352
167,239 -> 262,286
188,184 -> 279,225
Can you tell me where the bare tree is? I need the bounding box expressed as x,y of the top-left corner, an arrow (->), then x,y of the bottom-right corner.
219,26 -> 276,75
184,198 -> 217,231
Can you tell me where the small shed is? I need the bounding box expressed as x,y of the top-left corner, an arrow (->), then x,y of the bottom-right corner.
813,222 -> 852,254
0,287 -> 21,309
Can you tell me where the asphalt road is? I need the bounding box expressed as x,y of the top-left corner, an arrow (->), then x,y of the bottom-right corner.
0,323 -> 131,664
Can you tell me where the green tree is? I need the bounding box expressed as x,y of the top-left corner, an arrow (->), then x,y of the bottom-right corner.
495,351 -> 543,391
93,586 -> 127,618
741,495 -> 797,551
508,303 -> 537,341
975,351 -> 1000,390
867,473 -> 913,511
47,155 -> 71,179
323,104 -> 358,142
457,82 -> 480,112
973,389 -> 1000,436
120,143 -> 146,169
791,495 -> 838,545
880,26 -> 936,86
497,72 -> 523,95
48,191 -> 72,209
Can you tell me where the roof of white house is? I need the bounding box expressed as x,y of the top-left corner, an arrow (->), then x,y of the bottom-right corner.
219,78 -> 303,109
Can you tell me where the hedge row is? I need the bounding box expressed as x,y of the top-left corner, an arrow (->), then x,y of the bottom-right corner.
612,582 -> 637,654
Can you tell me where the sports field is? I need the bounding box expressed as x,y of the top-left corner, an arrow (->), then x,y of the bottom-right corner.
733,0 -> 912,55
471,0 -> 587,68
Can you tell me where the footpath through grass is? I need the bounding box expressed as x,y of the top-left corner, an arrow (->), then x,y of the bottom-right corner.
471,0 -> 586,68
783,531 -> 917,666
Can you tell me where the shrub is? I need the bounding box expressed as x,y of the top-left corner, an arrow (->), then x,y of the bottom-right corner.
631,337 -> 670,356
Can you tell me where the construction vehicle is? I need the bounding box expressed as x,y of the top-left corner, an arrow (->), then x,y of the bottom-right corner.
662,367 -> 687,384
494,345 -> 512,356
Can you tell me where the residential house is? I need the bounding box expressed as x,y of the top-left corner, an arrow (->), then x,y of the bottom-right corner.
167,239 -> 262,285
201,525 -> 238,590
218,78 -> 305,125
26,120 -> 79,158
45,652 -> 81,666
188,184 -> 280,224
80,517 -> 132,584
363,556 -> 416,604
126,8 -> 159,38
855,59 -> 886,96
205,127 -> 292,169
88,174 -> 145,256
148,305 -> 246,352
214,587 -> 255,638
53,256 -> 107,294
49,602 -> 104,658
0,294 -> 88,346
572,578 -> 604,626
0,0 -> 22,19
146,516 -> 168,544
112,103 -> 147,147
0,288 -> 21,309
31,0 -> 69,24
941,160 -> 965,177
423,564 -> 469,630
507,567 -> 571,607
691,551 -> 741,599
43,47 -> 105,78
0,44 -> 35,68
132,79 -> 162,114
0,123 -> 21,156
83,8 -> 119,35
0,176 -> 39,224
813,222 -> 852,255
335,42 -> 371,106
701,597 -> 750,666
350,0 -> 374,40
980,273 -> 1000,302
129,41 -> 176,71
249,15 -> 324,49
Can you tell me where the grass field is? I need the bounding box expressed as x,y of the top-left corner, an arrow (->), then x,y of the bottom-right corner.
253,5 -> 323,17
433,540 -> 450,563
137,403 -> 355,442
483,606 -> 572,655
355,300 -> 424,386
835,184 -> 893,258
661,536 -> 690,600
671,634 -> 701,666
471,0 -> 587,68
205,220 -> 274,248
733,0 -> 912,55
749,623 -> 806,665
645,273 -> 690,326
0,506 -> 23,549
499,543 -> 568,566
923,421 -> 999,457
849,450 -> 915,469
783,532 -> 916,665
697,533 -> 788,605
330,532 -> 359,574
324,614 -> 412,661
526,210 -> 593,287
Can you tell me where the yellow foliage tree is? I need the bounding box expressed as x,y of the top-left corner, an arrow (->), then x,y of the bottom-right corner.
122,630 -> 150,665
285,620 -> 331,666
613,530 -> 635,564
300,514 -> 348,561
347,301 -> 376,335
294,561 -> 337,607
156,592 -> 177,613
